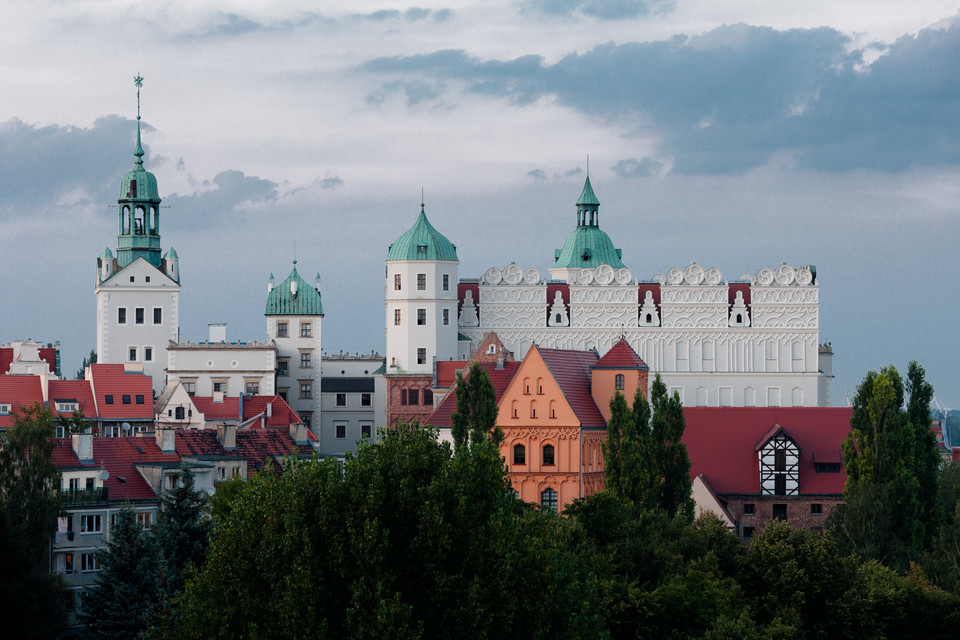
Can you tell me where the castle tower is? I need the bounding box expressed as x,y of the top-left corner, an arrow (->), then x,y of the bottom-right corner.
549,175 -> 626,282
95,77 -> 180,394
384,199 -> 458,426
265,261 -> 323,436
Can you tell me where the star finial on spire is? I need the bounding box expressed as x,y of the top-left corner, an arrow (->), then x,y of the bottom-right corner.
420,187 -> 425,214
133,74 -> 145,167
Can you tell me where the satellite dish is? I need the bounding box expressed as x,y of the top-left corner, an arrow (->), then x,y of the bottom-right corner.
101,469 -> 109,480
121,422 -> 132,433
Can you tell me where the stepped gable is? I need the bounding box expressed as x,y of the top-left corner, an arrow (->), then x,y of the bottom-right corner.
51,437 -> 180,501
682,407 -> 853,495
593,338 -> 648,370
537,347 -> 605,428
48,380 -> 97,418
428,361 -> 522,428
175,428 -> 313,474
0,375 -> 44,428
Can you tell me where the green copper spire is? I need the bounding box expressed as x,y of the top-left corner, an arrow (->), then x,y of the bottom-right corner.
116,75 -> 163,268
553,175 -> 625,269
386,199 -> 458,262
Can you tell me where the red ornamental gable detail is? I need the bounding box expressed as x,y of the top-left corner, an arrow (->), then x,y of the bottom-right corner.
458,282 -> 479,317
637,283 -> 661,309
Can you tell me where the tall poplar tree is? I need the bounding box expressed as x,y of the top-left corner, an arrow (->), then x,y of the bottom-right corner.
450,361 -> 501,449
834,361 -> 940,569
602,374 -> 693,520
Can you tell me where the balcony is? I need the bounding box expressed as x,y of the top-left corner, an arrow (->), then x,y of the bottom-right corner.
60,487 -> 109,505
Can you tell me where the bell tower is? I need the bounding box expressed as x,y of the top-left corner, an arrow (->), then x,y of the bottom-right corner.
95,76 -> 181,394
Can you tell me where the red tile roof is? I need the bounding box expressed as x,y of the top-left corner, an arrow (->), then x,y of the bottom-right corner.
241,395 -> 302,427
683,407 -> 853,496
48,380 -> 97,419
192,396 -> 241,421
537,347 -> 606,428
436,360 -> 467,389
90,364 -> 154,420
593,338 -> 648,369
428,361 -> 522,428
0,375 -> 45,428
51,436 -> 180,502
175,428 -> 313,475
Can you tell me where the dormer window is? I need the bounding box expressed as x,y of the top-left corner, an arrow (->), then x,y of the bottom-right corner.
55,402 -> 78,413
758,427 -> 800,496
0,403 -> 11,415
417,244 -> 427,254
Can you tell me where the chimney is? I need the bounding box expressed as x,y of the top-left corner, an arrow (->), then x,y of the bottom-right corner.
266,401 -> 273,418
213,391 -> 224,403
208,323 -> 227,343
289,421 -> 309,445
155,428 -> 176,453
495,351 -> 506,370
217,424 -> 237,450
71,432 -> 93,462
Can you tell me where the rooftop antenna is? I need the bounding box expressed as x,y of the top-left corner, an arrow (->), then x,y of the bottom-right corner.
293,241 -> 297,267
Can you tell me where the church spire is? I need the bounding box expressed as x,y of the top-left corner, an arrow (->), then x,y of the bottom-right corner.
115,75 -> 163,268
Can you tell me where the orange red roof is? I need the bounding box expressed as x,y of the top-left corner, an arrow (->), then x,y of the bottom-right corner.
0,375 -> 45,428
89,364 -> 154,420
593,338 -> 648,370
48,380 -> 97,419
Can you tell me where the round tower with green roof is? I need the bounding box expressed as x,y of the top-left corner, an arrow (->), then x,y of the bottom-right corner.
385,200 -> 459,377
549,176 -> 626,282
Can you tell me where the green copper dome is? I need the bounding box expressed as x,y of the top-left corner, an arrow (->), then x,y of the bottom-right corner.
386,203 -> 458,262
164,247 -> 178,259
553,176 -> 625,269
99,247 -> 114,259
119,125 -> 160,203
265,263 -> 324,316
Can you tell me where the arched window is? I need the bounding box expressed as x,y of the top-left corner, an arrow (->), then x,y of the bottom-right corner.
542,444 -> 555,466
615,374 -> 625,391
549,400 -> 557,418
537,377 -> 544,395
523,377 -> 531,395
511,400 -> 518,419
541,488 -> 558,514
646,313 -> 652,323
530,400 -> 537,418
513,444 -> 526,465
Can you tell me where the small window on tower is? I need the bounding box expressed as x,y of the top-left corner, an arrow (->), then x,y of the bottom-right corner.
135,308 -> 144,324
442,274 -> 450,291
394,274 -> 402,290
276,322 -> 288,338
144,347 -> 153,362
118,308 -> 127,324
128,347 -> 137,361
417,274 -> 426,290
615,374 -> 625,391
417,309 -> 426,326
154,308 -> 162,324
417,348 -> 427,365
394,309 -> 401,326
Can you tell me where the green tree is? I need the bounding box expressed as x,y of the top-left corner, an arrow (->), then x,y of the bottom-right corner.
0,403 -> 73,639
833,362 -> 941,569
75,349 -> 97,380
601,374 -> 694,520
80,508 -> 159,640
172,424 -> 602,640
450,361 -> 501,449
155,465 -> 210,595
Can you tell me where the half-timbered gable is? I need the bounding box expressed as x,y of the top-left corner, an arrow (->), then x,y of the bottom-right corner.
755,425 -> 800,496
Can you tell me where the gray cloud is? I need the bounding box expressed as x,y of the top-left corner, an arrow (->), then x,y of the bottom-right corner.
366,79 -> 447,106
360,18 -> 960,174
522,0 -> 675,20
613,157 -> 665,178
0,115 -> 138,216
165,170 -> 279,229
528,169 -> 547,179
320,176 -> 344,189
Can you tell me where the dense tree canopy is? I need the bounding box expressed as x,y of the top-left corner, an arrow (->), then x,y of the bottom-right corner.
450,361 -> 501,449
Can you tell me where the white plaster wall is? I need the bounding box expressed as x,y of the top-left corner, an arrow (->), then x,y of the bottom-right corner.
385,260 -> 458,374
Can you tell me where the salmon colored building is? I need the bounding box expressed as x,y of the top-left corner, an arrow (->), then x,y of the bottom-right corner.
430,337 -> 649,513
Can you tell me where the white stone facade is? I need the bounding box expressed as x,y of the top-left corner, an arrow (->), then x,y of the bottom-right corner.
385,260 -> 459,374
95,258 -> 180,393
267,314 -> 322,432
457,262 -> 825,407
166,341 -> 276,398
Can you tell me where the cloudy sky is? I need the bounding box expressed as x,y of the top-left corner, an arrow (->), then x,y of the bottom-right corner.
3,1 -> 960,408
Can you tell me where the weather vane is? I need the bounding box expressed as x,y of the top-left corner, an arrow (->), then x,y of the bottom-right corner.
134,73 -> 143,120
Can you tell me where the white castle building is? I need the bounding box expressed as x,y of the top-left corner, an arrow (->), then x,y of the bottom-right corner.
385,176 -> 831,417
